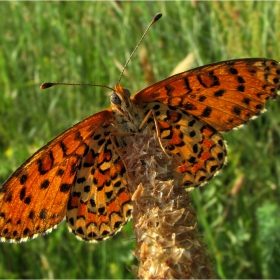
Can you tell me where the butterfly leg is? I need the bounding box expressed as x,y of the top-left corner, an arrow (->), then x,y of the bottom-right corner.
139,109 -> 170,158
109,132 -> 134,181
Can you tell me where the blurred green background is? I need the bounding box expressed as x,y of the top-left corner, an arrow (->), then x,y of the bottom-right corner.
0,1 -> 280,278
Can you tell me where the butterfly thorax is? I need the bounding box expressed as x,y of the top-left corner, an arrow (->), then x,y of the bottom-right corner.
110,83 -> 140,133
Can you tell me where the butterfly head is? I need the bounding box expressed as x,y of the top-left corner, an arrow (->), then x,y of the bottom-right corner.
110,83 -> 137,131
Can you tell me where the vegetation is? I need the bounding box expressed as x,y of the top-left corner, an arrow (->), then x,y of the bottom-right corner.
0,2 -> 279,278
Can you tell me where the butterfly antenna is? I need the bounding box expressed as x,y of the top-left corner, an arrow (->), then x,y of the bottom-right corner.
40,82 -> 114,91
41,13 -> 162,91
117,12 -> 162,84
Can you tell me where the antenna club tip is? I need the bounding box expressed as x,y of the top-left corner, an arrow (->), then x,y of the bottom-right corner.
153,12 -> 162,23
40,82 -> 53,89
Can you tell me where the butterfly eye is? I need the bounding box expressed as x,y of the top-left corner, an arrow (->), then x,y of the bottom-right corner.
124,88 -> 131,97
110,92 -> 121,105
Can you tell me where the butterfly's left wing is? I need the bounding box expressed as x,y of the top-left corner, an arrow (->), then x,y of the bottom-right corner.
133,58 -> 280,132
0,110 -> 114,242
67,126 -> 132,242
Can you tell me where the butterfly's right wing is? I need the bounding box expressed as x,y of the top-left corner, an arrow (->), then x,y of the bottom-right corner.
135,102 -> 227,190
133,59 -> 280,132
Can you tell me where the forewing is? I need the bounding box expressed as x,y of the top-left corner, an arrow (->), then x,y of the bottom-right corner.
136,102 -> 227,189
67,126 -> 132,242
133,59 -> 280,132
0,110 -> 114,242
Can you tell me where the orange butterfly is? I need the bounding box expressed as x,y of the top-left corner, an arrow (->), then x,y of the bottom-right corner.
0,14 -> 280,243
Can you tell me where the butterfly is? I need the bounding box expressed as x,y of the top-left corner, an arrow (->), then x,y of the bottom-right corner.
0,31 -> 279,244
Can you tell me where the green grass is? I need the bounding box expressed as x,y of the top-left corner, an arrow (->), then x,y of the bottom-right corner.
0,1 -> 280,278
